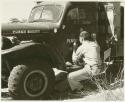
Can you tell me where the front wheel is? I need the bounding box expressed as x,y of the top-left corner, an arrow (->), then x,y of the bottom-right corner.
8,60 -> 55,100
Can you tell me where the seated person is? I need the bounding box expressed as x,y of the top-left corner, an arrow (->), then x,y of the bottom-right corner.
67,31 -> 102,91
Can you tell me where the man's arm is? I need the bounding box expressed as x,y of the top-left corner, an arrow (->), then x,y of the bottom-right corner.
72,45 -> 84,64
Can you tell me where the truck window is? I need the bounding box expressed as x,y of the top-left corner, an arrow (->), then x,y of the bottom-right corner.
41,5 -> 61,21
79,9 -> 86,20
29,5 -> 62,22
67,8 -> 79,25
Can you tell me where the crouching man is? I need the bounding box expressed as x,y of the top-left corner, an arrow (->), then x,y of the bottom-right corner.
68,31 -> 102,91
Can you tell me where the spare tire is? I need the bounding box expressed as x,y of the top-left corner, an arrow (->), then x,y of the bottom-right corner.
8,60 -> 55,100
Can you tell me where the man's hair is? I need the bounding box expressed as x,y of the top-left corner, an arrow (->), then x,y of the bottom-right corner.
80,31 -> 94,41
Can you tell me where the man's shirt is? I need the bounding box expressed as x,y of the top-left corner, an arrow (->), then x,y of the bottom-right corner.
72,41 -> 102,66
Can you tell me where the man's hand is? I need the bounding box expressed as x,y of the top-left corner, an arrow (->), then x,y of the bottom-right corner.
65,61 -> 72,67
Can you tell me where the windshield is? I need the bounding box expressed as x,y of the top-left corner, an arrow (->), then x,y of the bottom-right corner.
29,5 -> 62,22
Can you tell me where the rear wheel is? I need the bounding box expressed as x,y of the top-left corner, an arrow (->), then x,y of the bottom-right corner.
8,60 -> 55,100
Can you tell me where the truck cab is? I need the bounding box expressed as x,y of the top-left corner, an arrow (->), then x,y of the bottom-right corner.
2,1 -> 123,62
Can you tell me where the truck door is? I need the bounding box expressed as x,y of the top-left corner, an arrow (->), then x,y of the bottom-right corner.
63,7 -> 80,62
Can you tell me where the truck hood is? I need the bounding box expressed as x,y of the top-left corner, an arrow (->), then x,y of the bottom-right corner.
2,22 -> 59,35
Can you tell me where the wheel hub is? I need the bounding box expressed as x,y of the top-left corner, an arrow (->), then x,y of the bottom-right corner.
24,70 -> 48,97
27,74 -> 44,92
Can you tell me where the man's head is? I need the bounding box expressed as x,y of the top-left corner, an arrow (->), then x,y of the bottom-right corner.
91,33 -> 97,41
79,31 -> 92,43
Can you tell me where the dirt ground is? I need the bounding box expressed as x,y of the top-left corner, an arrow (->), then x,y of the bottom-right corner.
1,87 -> 124,101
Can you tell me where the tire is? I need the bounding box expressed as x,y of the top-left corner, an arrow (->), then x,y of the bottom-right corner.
8,60 -> 55,100
2,60 -> 10,88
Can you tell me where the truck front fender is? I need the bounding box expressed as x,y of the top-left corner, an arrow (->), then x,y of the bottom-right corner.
2,42 -> 66,70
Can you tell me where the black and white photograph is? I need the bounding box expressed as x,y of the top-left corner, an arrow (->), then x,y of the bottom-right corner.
1,0 -> 124,101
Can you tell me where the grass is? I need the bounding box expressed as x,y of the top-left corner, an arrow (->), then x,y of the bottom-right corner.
81,61 -> 124,101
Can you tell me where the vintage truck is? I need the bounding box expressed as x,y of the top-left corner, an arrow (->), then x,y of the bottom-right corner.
1,0 -> 124,100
